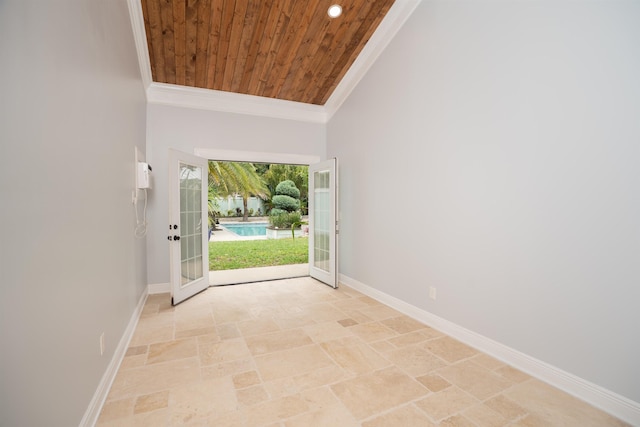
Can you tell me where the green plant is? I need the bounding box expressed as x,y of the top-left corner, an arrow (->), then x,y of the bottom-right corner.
291,220 -> 308,239
274,180 -> 301,199
269,179 -> 302,229
208,199 -> 220,230
208,160 -> 269,222
262,165 -> 309,212
271,195 -> 300,212
269,211 -> 301,229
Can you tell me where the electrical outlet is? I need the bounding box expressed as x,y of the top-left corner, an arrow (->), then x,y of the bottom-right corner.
100,332 -> 105,356
429,287 -> 437,300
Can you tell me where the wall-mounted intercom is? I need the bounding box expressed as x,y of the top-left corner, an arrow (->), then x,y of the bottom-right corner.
133,148 -> 151,238
137,162 -> 152,189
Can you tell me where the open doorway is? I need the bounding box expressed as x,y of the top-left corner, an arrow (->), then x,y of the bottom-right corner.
168,148 -> 337,303
207,160 -> 310,286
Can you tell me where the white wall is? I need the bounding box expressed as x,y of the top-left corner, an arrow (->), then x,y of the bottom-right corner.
146,105 -> 325,284
0,0 -> 147,425
328,0 -> 640,405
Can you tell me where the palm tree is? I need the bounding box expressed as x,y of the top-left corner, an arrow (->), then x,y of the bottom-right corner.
209,161 -> 269,221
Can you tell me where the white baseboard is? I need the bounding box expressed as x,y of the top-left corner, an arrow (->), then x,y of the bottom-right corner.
339,274 -> 640,426
148,282 -> 170,294
79,288 -> 149,427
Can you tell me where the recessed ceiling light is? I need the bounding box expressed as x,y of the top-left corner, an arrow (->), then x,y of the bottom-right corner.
328,4 -> 342,18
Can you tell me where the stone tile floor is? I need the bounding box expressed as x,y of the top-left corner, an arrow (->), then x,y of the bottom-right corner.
97,277 -> 629,426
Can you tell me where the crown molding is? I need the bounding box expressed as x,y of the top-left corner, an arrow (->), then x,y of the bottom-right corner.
127,0 -> 421,123
147,83 -> 328,123
127,0 -> 152,90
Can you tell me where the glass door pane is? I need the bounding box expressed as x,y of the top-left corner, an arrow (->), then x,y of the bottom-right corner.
309,158 -> 337,288
180,163 -> 204,286
313,170 -> 330,272
169,149 -> 208,305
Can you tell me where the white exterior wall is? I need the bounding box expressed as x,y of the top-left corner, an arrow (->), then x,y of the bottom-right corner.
328,0 -> 640,407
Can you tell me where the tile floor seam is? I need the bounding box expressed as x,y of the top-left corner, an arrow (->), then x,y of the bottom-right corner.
428,385 -> 484,422
359,399 -> 436,425
97,282 -> 631,426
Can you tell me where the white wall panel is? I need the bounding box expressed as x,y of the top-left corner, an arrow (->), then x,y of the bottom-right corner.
0,0 -> 147,425
328,0 -> 640,407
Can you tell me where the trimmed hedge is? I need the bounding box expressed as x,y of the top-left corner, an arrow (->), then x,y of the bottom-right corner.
274,180 -> 301,199
271,194 -> 300,212
269,211 -> 301,229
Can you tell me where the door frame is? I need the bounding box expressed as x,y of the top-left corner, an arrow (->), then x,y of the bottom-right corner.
195,149 -> 320,167
196,148 -> 322,285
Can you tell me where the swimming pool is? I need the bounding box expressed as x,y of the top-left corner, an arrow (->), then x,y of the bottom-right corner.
222,222 -> 268,237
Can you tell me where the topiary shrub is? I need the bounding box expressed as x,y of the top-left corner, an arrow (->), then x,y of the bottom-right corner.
271,194 -> 300,212
269,208 -> 288,216
269,180 -> 302,229
275,180 -> 301,199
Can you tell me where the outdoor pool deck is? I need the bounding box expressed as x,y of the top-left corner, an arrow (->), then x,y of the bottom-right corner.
210,217 -> 308,242
210,226 -> 265,241
210,217 -> 269,241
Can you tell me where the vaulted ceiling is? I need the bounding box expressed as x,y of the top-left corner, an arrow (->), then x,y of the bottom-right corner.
140,0 -> 396,106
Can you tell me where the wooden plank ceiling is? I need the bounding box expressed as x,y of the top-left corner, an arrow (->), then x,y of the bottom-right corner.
141,0 -> 395,105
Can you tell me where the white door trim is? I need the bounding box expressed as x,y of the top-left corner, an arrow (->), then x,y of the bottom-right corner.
194,148 -> 320,166
200,148 -> 323,285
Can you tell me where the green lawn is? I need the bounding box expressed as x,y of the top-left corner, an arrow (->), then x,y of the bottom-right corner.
209,237 -> 309,270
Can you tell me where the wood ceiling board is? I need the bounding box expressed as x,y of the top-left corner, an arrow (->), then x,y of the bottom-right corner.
142,0 -> 396,105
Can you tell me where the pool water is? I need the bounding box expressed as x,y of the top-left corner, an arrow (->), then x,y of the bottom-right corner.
222,222 -> 268,237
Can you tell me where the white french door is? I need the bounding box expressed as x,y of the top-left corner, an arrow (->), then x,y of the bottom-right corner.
309,158 -> 338,288
168,149 -> 209,305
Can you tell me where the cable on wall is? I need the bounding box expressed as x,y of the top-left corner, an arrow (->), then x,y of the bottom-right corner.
134,189 -> 148,238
